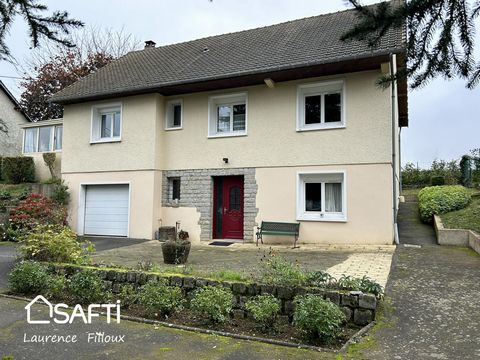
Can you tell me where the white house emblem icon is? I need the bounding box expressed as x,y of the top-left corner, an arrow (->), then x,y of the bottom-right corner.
25,295 -> 53,324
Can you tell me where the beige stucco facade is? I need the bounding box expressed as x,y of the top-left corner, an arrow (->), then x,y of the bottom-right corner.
61,68 -> 400,245
29,152 -> 62,182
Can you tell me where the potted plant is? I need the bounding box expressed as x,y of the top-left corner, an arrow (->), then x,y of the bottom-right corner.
161,230 -> 191,264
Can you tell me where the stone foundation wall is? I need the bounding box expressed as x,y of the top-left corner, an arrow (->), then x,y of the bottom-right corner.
162,168 -> 258,241
56,265 -> 377,326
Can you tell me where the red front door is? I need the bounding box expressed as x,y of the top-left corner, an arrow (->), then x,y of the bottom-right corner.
213,176 -> 244,239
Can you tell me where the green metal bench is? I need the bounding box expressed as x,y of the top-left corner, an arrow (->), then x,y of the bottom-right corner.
256,221 -> 300,248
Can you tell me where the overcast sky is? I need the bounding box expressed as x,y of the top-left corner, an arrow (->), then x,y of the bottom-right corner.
2,0 -> 479,167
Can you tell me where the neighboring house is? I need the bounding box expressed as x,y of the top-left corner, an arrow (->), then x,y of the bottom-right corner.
21,118 -> 63,181
51,7 -> 408,244
0,81 -> 31,156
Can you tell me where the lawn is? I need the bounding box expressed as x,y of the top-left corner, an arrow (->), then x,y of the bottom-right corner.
441,194 -> 480,233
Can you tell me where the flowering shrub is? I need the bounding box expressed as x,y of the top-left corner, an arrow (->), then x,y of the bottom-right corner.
9,193 -> 67,233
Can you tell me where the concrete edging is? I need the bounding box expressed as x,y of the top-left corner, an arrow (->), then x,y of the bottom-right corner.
434,215 -> 480,254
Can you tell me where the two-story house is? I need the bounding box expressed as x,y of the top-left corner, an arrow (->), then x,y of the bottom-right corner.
51,7 -> 408,244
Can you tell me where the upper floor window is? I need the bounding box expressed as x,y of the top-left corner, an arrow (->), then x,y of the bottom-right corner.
208,93 -> 247,137
23,125 -> 63,153
297,172 -> 346,222
297,80 -> 345,131
91,103 -> 122,143
165,100 -> 183,130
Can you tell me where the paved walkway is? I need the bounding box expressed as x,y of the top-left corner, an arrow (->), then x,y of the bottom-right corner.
93,242 -> 395,287
355,195 -> 480,359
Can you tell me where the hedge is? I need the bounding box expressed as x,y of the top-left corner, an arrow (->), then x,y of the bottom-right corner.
418,185 -> 471,222
2,157 -> 35,184
0,156 -> 3,180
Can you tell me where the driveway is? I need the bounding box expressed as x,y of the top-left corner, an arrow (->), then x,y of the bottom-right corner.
0,243 -> 17,291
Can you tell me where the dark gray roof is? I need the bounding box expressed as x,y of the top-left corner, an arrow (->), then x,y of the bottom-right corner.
51,4 -> 405,104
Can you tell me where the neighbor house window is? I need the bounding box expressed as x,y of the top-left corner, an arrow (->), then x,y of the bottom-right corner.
168,177 -> 181,202
23,125 -> 63,153
297,80 -> 344,131
208,93 -> 247,137
91,103 -> 122,143
297,172 -> 346,221
165,100 -> 183,130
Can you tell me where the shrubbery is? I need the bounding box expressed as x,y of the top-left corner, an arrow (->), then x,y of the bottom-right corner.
138,280 -> 185,316
9,193 -> 67,234
418,185 -> 471,222
260,254 -> 307,287
245,294 -> 280,329
190,286 -> 233,323
8,261 -> 50,294
19,225 -> 94,264
293,295 -> 346,341
2,157 -> 35,184
118,284 -> 138,309
68,270 -> 107,304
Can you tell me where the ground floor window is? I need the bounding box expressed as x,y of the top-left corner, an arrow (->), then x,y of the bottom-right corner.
297,172 -> 346,221
168,177 -> 181,202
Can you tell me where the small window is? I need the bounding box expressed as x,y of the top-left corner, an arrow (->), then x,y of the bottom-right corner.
91,104 -> 122,143
229,186 -> 241,211
208,93 -> 247,137
166,100 -> 183,130
297,81 -> 344,131
297,172 -> 346,221
38,126 -> 53,152
168,177 -> 181,202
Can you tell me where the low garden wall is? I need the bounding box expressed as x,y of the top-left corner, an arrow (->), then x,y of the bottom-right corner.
434,215 -> 480,254
53,264 -> 378,326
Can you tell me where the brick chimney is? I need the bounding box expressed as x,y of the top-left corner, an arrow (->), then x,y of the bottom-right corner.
144,40 -> 156,49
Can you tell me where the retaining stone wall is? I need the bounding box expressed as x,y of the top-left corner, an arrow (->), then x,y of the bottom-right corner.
56,265 -> 377,326
162,168 -> 258,241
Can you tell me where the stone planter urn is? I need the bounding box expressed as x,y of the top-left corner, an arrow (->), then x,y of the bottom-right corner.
161,231 -> 191,264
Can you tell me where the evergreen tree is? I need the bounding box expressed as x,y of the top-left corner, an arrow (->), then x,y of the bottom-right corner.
342,0 -> 480,89
0,0 -> 83,61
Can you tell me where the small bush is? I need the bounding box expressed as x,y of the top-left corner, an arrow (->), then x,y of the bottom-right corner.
19,225 -> 93,264
117,284 -> 138,309
68,270 -> 106,304
138,280 -> 185,316
9,193 -> 67,233
51,180 -> 70,205
45,274 -> 67,300
306,271 -> 336,288
336,275 -> 384,297
293,295 -> 346,341
190,286 -> 233,323
0,190 -> 11,200
260,254 -> 307,287
2,157 -> 35,184
430,175 -> 445,186
8,261 -> 50,294
245,295 -> 281,329
418,185 -> 471,222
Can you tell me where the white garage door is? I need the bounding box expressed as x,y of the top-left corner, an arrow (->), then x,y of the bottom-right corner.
84,184 -> 129,236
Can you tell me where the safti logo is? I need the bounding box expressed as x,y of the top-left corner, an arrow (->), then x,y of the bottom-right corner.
25,295 -> 121,324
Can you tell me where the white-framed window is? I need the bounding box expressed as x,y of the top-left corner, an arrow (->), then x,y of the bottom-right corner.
165,99 -> 183,130
91,103 -> 122,143
297,171 -> 346,221
23,125 -> 63,153
297,80 -> 345,131
167,177 -> 181,203
208,93 -> 247,137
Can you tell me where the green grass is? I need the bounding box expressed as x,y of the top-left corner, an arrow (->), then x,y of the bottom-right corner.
441,195 -> 480,233
401,188 -> 422,197
206,270 -> 249,282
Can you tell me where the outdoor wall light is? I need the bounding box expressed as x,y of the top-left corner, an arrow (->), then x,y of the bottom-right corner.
223,158 -> 229,164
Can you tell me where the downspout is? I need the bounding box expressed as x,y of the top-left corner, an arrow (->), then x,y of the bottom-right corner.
390,53 -> 400,245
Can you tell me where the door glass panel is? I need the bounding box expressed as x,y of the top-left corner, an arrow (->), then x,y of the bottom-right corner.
305,95 -> 321,124
305,183 -> 322,211
229,186 -> 241,211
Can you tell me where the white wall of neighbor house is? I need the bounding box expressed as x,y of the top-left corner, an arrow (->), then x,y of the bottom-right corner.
0,90 -> 28,156
255,164 -> 394,245
62,170 -> 162,239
